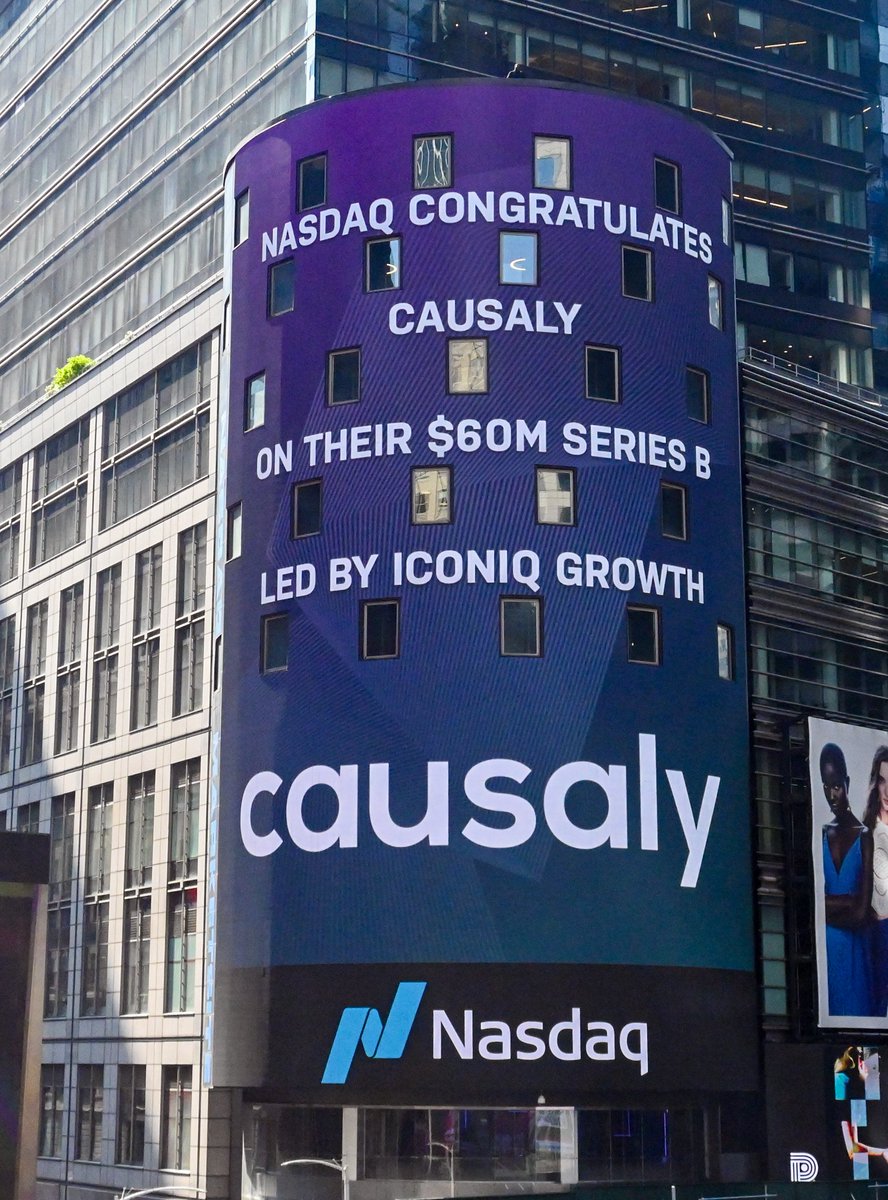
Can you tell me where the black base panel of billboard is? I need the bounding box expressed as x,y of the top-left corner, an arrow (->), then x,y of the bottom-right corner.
212,962 -> 759,1099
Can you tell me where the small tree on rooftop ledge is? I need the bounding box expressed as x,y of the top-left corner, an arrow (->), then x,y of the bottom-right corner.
46,354 -> 94,395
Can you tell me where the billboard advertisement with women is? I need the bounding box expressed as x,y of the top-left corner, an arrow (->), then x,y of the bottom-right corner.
810,716 -> 888,1029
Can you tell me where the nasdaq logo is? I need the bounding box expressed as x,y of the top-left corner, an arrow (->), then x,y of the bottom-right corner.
322,982 -> 427,1084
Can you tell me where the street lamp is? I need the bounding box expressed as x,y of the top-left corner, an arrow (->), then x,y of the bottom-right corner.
279,1156 -> 349,1200
115,1188 -> 206,1200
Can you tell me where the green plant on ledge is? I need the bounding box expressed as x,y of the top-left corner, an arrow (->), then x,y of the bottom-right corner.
46,354 -> 94,395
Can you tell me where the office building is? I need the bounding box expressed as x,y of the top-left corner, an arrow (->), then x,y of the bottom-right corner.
0,0 -> 885,1197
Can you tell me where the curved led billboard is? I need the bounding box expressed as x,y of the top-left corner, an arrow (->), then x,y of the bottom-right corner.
208,79 -> 757,1100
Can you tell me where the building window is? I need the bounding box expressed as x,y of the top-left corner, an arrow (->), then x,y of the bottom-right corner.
126,772 -> 154,889
166,886 -> 198,1012
24,599 -> 47,683
0,614 -> 14,773
81,899 -> 109,1017
116,1065 -> 146,1166
261,613 -> 289,673
45,905 -> 70,1018
654,158 -> 680,213
130,542 -> 163,729
130,637 -> 159,730
174,524 -> 206,716
585,345 -> 620,402
366,237 -> 401,291
161,1066 -> 192,1171
361,600 -> 399,660
536,468 -> 575,525
627,606 -> 661,664
500,231 -> 538,285
500,597 -> 542,657
21,599 -> 47,766
660,481 -> 688,540
622,245 -> 653,300
268,259 -> 296,316
76,1065 -> 103,1162
299,154 -> 327,210
411,467 -> 451,525
292,479 -> 322,538
448,338 -> 488,393
17,800 -> 40,833
31,418 -> 89,567
328,348 -> 361,405
0,460 -> 22,584
234,189 -> 250,246
55,583 -> 83,755
708,274 -> 724,328
170,759 -> 200,881
100,337 -> 212,528
86,783 -> 113,896
717,623 -> 735,680
244,372 -> 266,431
40,1064 -> 65,1158
134,544 -> 162,634
122,895 -> 151,1014
534,135 -> 571,189
722,196 -> 733,245
686,367 -> 710,423
49,795 -> 74,903
414,134 -> 452,189
226,502 -> 242,561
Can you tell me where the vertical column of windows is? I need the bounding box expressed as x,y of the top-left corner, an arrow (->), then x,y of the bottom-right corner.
31,419 -> 89,566
161,1065 -> 192,1170
21,599 -> 48,766
39,1064 -> 65,1158
174,524 -> 206,716
167,759 -> 200,1014
0,615 -> 15,772
123,772 -> 154,1014
82,784 -> 112,1018
0,461 -> 22,584
116,1065 -> 146,1165
55,583 -> 83,754
46,796 -> 74,1020
91,564 -> 120,743
130,545 -> 162,731
76,1065 -> 103,1162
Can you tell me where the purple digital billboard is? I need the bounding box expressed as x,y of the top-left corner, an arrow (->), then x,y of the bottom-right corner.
207,79 -> 757,1100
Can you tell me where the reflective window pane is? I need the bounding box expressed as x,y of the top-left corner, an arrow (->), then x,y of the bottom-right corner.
448,339 -> 488,393
534,136 -> 571,189
412,467 -> 451,524
268,259 -> 295,316
299,155 -> 327,210
366,238 -> 401,291
536,468 -> 575,525
414,135 -> 452,188
501,598 -> 542,656
362,601 -> 399,659
500,232 -> 538,285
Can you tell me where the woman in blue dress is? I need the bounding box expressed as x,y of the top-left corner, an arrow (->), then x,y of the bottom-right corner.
821,742 -> 876,1018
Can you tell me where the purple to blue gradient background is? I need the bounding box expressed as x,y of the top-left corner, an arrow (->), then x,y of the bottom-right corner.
217,80 -> 752,975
